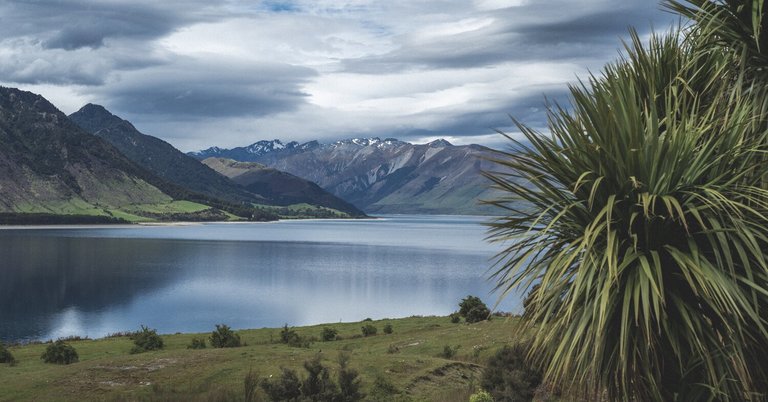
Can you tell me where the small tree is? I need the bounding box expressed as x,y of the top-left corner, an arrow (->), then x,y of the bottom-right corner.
301,354 -> 339,400
459,296 -> 490,323
338,352 -> 364,402
449,312 -> 462,323
130,325 -> 164,354
210,324 -> 241,348
41,340 -> 78,365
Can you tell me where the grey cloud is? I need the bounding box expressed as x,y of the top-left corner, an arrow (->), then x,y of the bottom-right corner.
342,1 -> 676,73
0,1 -> 214,50
99,61 -> 317,119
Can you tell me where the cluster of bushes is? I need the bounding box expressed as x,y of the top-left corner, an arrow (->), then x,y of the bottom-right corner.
259,353 -> 363,402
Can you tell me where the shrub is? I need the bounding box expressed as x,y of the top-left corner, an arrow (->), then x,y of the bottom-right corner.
481,344 -> 541,402
130,325 -> 164,354
459,296 -> 490,323
338,352 -> 364,402
361,324 -> 377,337
387,344 -> 400,354
439,345 -> 460,359
485,25 -> 768,399
210,324 -> 241,348
321,327 -> 338,342
369,376 -> 401,401
41,340 -> 78,364
469,390 -> 495,402
261,367 -> 302,401
0,342 -> 16,365
301,355 -> 339,400
383,324 -> 393,334
187,337 -> 206,349
450,312 -> 462,323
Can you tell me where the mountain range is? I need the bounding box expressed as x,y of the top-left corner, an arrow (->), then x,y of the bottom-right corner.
68,104 -> 364,217
190,138 -> 501,215
0,87 -> 364,223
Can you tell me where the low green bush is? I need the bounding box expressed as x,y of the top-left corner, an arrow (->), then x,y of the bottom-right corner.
383,323 -> 393,334
481,344 -> 541,402
321,327 -> 338,341
450,312 -> 462,323
0,342 -> 16,365
41,340 -> 78,365
210,324 -> 241,348
130,325 -> 164,354
361,324 -> 377,337
469,390 -> 495,402
439,345 -> 460,359
187,337 -> 206,349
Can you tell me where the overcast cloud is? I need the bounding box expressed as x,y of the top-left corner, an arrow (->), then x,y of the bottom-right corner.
0,0 -> 676,151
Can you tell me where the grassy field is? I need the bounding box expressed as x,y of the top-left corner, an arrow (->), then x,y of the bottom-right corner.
0,316 -> 519,401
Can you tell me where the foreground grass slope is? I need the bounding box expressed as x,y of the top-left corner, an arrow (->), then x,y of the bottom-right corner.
0,316 -> 518,401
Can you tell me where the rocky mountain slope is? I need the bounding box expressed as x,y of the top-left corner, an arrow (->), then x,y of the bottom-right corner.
191,138 -> 501,215
69,105 -> 365,217
69,104 -> 262,205
0,87 -> 175,219
203,157 -> 365,215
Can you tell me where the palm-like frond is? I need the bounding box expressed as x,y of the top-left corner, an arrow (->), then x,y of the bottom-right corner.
486,30 -> 768,401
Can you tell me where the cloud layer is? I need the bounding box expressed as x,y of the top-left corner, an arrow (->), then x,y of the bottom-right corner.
0,0 -> 676,150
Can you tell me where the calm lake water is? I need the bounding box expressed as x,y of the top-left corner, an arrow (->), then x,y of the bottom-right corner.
0,215 -> 520,342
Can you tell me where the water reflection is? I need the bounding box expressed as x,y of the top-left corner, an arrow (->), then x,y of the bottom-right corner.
0,216 -> 521,342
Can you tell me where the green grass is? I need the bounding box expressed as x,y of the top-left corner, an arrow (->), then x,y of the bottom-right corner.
254,203 -> 351,219
0,316 -> 519,401
122,201 -> 212,215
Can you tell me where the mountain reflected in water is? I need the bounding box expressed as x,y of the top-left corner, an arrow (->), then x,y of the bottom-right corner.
0,215 -> 521,342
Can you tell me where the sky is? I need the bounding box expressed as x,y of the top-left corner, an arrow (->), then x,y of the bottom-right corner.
0,0 -> 677,152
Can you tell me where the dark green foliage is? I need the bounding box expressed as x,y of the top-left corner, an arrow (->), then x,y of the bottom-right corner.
383,324 -> 393,334
369,376 -> 401,401
260,353 -> 364,402
261,367 -> 302,401
301,355 -> 339,401
0,342 -> 16,365
130,325 -> 164,354
244,369 -> 259,402
439,345 -> 460,359
361,324 -> 377,337
0,213 -> 128,225
459,296 -> 490,323
321,327 -> 338,342
450,312 -> 462,323
41,340 -> 78,365
210,324 -> 241,348
481,344 -> 541,402
187,337 -> 206,349
280,324 -> 310,347
338,352 -> 364,402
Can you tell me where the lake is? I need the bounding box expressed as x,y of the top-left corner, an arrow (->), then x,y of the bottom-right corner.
0,215 -> 521,343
